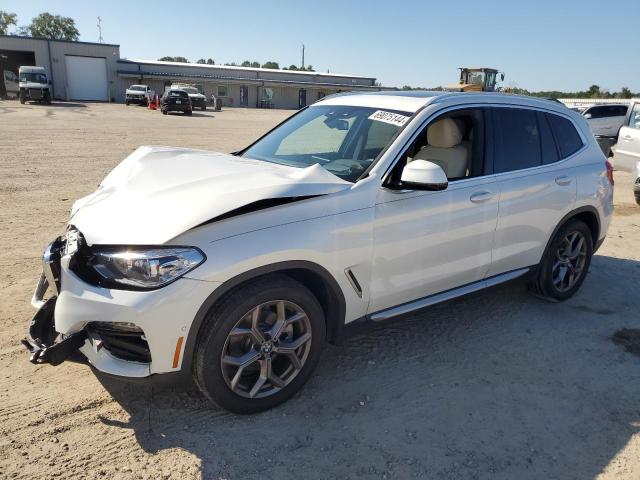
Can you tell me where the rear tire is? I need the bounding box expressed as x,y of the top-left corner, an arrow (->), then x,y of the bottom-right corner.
530,219 -> 593,301
201,106 -> 206,111
194,274 -> 325,414
161,109 -> 167,115
20,93 -> 26,104
186,109 -> 192,115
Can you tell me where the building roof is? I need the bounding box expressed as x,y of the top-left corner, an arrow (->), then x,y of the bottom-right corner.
0,34 -> 119,48
119,58 -> 375,80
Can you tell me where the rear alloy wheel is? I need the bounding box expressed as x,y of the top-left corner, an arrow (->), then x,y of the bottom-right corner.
531,219 -> 593,301
194,274 -> 325,413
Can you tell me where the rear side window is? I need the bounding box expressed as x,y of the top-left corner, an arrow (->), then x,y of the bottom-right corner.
613,105 -> 628,117
492,108 -> 541,173
547,114 -> 583,158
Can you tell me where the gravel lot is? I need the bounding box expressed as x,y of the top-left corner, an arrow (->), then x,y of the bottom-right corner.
1,100 -> 639,480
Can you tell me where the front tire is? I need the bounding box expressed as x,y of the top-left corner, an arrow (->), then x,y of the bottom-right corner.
530,219 -> 593,301
194,274 -> 325,414
20,93 -> 26,104
201,105 -> 206,111
185,109 -> 192,115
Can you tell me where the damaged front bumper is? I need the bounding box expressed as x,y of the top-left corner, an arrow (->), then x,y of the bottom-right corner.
21,234 -> 218,377
22,237 -> 86,366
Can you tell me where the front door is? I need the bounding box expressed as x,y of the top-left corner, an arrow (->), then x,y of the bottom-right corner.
298,89 -> 307,109
369,107 -> 498,313
613,102 -> 640,173
240,85 -> 248,107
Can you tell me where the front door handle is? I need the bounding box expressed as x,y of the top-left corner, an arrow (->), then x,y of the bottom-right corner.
555,175 -> 572,186
622,135 -> 632,141
470,190 -> 494,203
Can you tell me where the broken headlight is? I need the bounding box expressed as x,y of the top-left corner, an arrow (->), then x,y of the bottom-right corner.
88,247 -> 205,289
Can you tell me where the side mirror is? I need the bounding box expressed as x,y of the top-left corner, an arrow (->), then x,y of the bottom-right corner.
584,113 -> 592,119
400,160 -> 448,191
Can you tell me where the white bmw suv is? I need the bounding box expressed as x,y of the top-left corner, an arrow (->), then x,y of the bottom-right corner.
23,91 -> 614,413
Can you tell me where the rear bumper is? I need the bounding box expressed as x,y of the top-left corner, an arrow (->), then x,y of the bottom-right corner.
163,104 -> 191,112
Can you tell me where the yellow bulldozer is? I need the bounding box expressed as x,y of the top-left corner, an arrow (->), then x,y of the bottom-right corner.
449,67 -> 504,92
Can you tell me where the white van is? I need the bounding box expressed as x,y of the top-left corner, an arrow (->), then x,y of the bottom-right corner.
18,66 -> 51,104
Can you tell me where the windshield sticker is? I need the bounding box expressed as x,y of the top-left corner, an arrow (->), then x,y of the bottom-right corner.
368,110 -> 410,127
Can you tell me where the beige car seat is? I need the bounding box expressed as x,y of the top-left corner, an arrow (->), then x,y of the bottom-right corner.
412,118 -> 469,178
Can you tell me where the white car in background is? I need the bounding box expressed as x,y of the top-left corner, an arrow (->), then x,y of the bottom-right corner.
23,91 -> 613,413
611,99 -> 640,204
125,84 -> 155,106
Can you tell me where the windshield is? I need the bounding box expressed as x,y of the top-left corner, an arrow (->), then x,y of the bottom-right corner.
20,72 -> 47,83
182,87 -> 199,94
241,105 -> 410,182
129,85 -> 146,91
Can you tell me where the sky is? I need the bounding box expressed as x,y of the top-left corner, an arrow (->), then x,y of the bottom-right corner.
3,0 -> 639,92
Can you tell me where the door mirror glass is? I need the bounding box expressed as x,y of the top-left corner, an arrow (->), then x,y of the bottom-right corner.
400,160 -> 448,190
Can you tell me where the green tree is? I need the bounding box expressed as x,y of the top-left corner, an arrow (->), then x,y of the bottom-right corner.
22,12 -> 79,41
617,87 -> 632,99
158,56 -> 189,63
261,61 -> 279,69
587,84 -> 601,98
196,58 -> 206,64
206,58 -> 215,65
0,11 -> 17,35
305,65 -> 314,72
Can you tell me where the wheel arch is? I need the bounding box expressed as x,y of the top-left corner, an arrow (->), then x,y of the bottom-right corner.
181,261 -> 347,373
543,206 -> 601,259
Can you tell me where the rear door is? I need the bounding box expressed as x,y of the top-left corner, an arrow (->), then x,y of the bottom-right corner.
487,107 -> 579,277
613,102 -> 640,173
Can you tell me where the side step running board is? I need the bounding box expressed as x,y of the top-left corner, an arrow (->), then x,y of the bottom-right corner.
369,268 -> 530,322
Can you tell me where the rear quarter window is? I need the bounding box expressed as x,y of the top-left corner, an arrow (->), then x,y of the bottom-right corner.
546,114 -> 583,158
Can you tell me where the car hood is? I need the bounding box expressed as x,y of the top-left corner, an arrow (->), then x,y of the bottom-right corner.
70,146 -> 351,245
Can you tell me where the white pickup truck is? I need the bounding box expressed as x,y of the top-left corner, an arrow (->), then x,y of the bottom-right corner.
125,84 -> 155,106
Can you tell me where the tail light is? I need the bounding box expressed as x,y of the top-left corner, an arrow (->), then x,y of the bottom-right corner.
605,160 -> 614,186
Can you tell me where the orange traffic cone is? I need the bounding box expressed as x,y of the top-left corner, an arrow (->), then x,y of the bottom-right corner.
148,95 -> 155,110
156,95 -> 160,110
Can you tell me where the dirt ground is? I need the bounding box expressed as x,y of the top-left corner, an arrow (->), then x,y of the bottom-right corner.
1,100 -> 639,480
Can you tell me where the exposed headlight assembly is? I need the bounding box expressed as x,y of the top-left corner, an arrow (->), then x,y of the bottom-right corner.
88,247 -> 205,289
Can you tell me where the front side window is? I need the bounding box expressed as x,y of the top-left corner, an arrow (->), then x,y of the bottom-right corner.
387,108 -> 486,185
130,86 -> 146,91
242,105 -> 409,182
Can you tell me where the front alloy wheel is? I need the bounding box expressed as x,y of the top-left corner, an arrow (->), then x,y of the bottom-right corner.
194,274 -> 325,413
221,300 -> 312,399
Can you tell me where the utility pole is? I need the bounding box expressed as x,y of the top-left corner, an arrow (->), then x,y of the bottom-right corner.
97,16 -> 103,43
301,44 -> 305,70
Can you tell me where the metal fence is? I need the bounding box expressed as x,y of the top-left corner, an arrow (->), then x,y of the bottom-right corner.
558,98 -> 634,108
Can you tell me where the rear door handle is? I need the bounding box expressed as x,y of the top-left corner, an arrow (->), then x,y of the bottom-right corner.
470,190 -> 494,203
555,175 -> 572,186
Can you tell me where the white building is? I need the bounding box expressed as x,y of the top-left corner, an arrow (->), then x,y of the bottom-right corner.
0,35 -> 383,108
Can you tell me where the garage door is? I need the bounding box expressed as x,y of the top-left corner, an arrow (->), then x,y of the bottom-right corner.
65,55 -> 108,101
